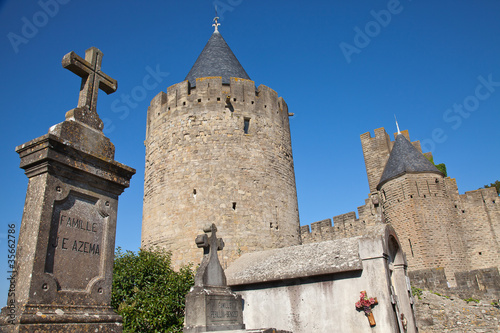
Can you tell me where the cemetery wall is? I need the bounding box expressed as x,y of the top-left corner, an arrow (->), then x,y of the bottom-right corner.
142,77 -> 301,268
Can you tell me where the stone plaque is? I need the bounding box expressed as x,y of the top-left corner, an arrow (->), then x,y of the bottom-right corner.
45,191 -> 106,291
207,296 -> 242,323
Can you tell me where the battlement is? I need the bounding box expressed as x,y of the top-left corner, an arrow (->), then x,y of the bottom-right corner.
149,77 -> 288,116
300,211 -> 370,244
460,187 -> 499,205
361,127 -> 429,193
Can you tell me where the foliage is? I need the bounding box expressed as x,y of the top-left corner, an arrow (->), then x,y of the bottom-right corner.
431,291 -> 449,299
463,297 -> 480,304
491,301 -> 499,308
483,180 -> 500,196
112,247 -> 195,333
426,156 -> 447,177
435,163 -> 447,177
411,286 -> 423,300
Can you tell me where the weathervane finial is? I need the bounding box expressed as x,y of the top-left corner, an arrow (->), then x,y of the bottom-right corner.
394,115 -> 401,135
213,6 -> 220,32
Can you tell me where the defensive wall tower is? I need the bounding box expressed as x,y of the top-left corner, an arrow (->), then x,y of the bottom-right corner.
141,25 -> 300,268
377,132 -> 469,284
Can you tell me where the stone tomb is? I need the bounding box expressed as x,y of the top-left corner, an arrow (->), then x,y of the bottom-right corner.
0,47 -> 135,332
226,225 -> 418,333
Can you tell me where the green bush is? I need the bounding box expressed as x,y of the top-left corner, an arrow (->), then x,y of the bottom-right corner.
112,247 -> 195,333
411,286 -> 423,300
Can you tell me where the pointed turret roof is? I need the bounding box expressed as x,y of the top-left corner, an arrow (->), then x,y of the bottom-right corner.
377,134 -> 443,190
185,31 -> 251,87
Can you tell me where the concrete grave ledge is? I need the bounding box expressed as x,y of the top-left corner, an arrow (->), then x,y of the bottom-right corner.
226,236 -> 364,286
209,329 -> 291,333
227,224 -> 394,286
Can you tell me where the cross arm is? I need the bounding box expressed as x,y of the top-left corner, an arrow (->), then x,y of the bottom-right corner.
62,51 -> 117,95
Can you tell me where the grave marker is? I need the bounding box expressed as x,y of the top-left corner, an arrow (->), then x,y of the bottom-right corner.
0,47 -> 135,332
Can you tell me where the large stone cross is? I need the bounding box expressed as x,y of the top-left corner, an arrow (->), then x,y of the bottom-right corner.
194,224 -> 226,287
62,47 -> 117,130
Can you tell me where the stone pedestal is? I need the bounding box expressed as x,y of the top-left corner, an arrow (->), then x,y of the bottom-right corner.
0,119 -> 135,332
184,286 -> 245,333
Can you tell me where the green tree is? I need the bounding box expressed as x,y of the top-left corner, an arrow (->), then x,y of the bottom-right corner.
484,180 -> 500,195
112,247 -> 194,333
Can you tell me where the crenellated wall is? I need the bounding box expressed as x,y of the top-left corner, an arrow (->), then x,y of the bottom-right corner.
303,127 -> 500,293
300,194 -> 382,244
360,128 -> 428,194
142,77 -> 300,268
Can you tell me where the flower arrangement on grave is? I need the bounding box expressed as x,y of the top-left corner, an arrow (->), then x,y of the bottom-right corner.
355,291 -> 378,326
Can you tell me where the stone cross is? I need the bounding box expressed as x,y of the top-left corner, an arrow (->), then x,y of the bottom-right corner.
194,224 -> 226,287
62,47 -> 117,130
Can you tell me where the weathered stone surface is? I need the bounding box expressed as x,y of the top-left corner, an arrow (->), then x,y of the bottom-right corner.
226,235 -> 362,286
303,127 -> 500,301
184,286 -> 245,333
184,225 -> 245,333
0,48 -> 134,332
142,76 -> 300,269
62,47 -> 117,131
413,290 -> 500,333
227,225 -> 418,333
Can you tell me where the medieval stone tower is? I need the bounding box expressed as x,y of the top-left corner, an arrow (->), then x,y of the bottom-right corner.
375,131 -> 469,283
141,23 -> 300,268
300,127 -> 499,294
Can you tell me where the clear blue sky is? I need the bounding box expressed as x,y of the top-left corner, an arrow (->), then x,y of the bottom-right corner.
0,0 -> 499,305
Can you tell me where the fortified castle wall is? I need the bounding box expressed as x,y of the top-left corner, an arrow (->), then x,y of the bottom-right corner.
301,127 -> 500,297
142,77 -> 300,268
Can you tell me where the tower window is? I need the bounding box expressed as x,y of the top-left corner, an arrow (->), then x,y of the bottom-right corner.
193,189 -> 197,195
232,202 -> 237,210
244,118 -> 250,134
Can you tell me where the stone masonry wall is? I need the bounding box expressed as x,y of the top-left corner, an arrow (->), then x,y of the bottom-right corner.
300,194 -> 381,244
360,128 -> 423,194
142,77 -> 300,268
457,187 -> 500,271
413,290 -> 500,333
380,173 -> 469,284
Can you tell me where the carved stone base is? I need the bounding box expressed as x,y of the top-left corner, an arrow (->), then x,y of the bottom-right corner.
184,286 -> 245,333
0,304 -> 122,332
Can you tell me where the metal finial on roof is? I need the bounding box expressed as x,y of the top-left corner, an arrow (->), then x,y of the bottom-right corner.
212,6 -> 220,33
395,115 -> 401,135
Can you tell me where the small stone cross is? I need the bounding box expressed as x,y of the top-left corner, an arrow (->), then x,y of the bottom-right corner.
62,47 -> 117,130
194,224 -> 226,287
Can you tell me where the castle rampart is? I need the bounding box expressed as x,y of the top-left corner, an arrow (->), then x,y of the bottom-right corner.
304,126 -> 500,294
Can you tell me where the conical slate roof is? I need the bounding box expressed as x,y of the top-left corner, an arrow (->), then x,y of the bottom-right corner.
377,134 -> 443,190
185,31 -> 250,87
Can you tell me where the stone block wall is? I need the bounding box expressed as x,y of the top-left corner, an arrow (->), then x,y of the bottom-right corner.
457,187 -> 500,271
142,77 -> 300,268
409,267 -> 500,300
379,173 -> 469,284
360,128 -> 423,194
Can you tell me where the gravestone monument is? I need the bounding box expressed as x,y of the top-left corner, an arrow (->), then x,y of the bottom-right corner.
183,224 -> 292,333
0,47 -> 135,332
184,224 -> 246,333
